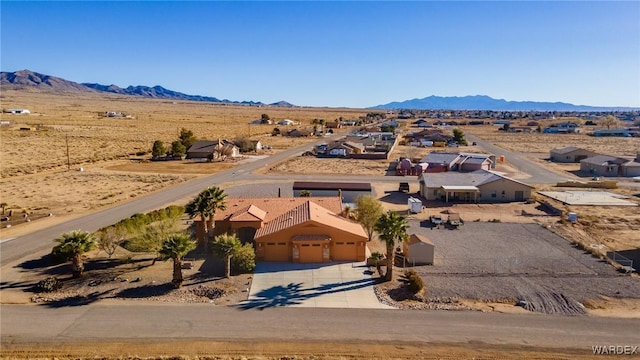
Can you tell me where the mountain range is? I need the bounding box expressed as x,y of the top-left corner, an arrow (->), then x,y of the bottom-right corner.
2,70 -> 635,111
372,95 -> 637,112
0,70 -> 295,107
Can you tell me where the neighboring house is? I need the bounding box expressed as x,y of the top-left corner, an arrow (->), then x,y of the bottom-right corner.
7,109 -> 30,114
186,139 -> 240,160
550,147 -> 598,163
286,128 -> 312,137
419,169 -> 533,203
543,122 -> 581,134
250,140 -> 263,151
419,152 -> 495,172
404,129 -> 449,142
507,126 -> 535,133
591,129 -> 637,137
293,181 -> 372,203
580,154 -> 640,177
278,119 -> 295,126
325,122 -> 342,129
402,234 -> 434,265
197,197 -> 367,263
327,141 -> 365,156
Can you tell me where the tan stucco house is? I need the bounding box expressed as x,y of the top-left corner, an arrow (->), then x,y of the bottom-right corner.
419,170 -> 534,203
197,197 -> 367,263
550,147 -> 597,163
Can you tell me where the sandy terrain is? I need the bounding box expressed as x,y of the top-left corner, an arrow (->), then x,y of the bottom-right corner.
0,90 -> 368,178
0,163 -> 194,238
463,124 -> 639,157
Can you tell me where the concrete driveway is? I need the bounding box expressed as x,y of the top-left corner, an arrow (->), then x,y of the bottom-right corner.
239,262 -> 394,309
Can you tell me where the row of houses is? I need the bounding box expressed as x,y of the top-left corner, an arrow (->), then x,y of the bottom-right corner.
550,147 -> 640,177
317,132 -> 398,158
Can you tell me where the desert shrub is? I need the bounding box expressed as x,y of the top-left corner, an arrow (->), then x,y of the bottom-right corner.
51,243 -> 72,264
36,276 -> 62,292
488,218 -> 502,223
403,269 -> 425,294
231,244 -> 255,274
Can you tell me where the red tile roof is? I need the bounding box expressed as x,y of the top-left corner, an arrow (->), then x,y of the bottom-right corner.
212,197 -> 343,223
255,201 -> 366,239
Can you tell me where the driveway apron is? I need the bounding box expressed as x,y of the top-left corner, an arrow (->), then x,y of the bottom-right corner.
240,262 -> 394,309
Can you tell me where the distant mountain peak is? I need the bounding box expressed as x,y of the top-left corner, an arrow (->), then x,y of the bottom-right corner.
0,69 -> 291,106
371,95 -> 635,111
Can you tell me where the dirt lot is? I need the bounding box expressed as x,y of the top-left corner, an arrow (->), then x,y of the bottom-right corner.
395,221 -> 640,315
0,90 -> 366,229
462,124 -> 639,157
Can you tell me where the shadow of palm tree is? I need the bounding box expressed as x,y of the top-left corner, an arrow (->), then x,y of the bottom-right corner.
236,282 -> 304,310
115,283 -> 174,299
237,277 -> 377,310
39,289 -> 114,308
0,280 -> 38,291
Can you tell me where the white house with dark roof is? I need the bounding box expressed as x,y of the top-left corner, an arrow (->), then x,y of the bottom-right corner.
420,152 -> 495,172
419,170 -> 533,203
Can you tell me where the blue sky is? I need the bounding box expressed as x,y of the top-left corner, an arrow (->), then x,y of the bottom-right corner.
2,1 -> 639,108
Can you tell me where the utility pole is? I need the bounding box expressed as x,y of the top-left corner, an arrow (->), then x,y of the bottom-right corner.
65,133 -> 71,170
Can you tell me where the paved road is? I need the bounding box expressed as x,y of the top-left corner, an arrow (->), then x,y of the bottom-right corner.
466,134 -> 572,184
1,303 -> 639,350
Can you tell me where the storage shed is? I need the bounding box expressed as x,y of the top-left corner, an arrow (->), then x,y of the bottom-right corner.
402,234 -> 434,265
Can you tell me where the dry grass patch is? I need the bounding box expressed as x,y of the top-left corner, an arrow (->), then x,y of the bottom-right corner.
0,90 -> 370,178
0,164 -> 193,217
463,125 -> 638,157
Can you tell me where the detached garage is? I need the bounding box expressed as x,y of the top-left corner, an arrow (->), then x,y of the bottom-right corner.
402,234 -> 435,265
254,201 -> 368,263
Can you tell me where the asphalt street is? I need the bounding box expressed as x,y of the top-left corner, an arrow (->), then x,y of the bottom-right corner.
1,303 -> 639,350
466,133 -> 572,184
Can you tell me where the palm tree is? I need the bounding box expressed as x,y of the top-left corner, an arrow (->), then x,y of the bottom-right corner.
159,233 -> 196,288
210,233 -> 241,278
185,186 -> 227,247
53,230 -> 97,278
374,211 -> 408,281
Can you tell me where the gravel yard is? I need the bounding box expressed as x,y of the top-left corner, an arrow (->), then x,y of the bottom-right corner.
407,222 -> 640,314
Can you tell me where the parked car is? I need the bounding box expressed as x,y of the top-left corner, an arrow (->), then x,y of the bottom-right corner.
398,182 -> 410,192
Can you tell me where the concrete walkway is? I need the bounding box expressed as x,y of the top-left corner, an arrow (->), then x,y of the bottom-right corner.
239,262 -> 394,309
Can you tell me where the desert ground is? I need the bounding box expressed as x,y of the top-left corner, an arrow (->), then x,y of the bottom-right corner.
2,92 -> 639,359
0,90 -> 368,223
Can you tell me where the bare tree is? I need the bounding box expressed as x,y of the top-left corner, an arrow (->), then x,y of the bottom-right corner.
97,226 -> 127,258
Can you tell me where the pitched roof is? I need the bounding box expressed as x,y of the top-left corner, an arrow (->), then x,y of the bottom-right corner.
420,169 -> 533,188
255,201 -> 366,239
214,197 -> 343,222
580,155 -> 629,166
187,140 -> 218,153
421,152 -> 461,165
407,234 -> 433,246
550,146 -> 581,154
228,204 -> 267,222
